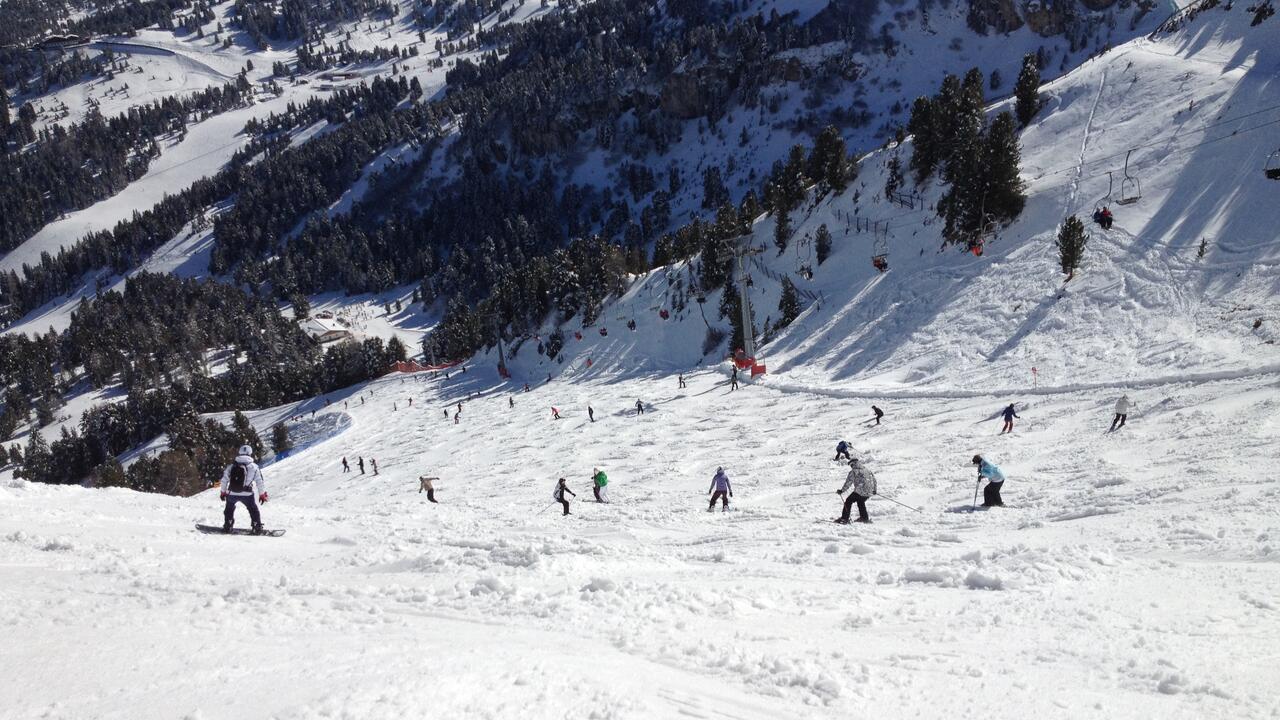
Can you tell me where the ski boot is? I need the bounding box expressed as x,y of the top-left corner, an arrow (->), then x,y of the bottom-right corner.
222,523 -> 233,534
250,523 -> 264,536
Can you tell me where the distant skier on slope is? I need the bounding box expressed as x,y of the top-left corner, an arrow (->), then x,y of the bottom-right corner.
588,406 -> 595,422
834,440 -> 852,462
342,456 -> 350,473
730,366 -> 739,391
552,407 -> 562,420
1110,395 -> 1132,431
835,457 -> 877,524
219,445 -> 268,534
358,457 -> 365,475
708,467 -> 733,512
635,399 -> 644,415
678,373 -> 687,389
509,397 -> 515,409
592,467 -> 609,503
999,404 -> 1020,434
553,478 -> 576,516
419,475 -> 438,503
871,405 -> 884,425
972,454 -> 1006,507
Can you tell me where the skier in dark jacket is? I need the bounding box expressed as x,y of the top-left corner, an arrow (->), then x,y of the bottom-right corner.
588,406 -> 595,422
553,478 -> 576,516
342,457 -> 350,473
358,456 -> 365,474
730,366 -> 739,391
836,458 -> 876,524
635,399 -> 644,415
871,405 -> 884,425
1000,404 -> 1019,434
219,445 -> 268,534
834,440 -> 852,462
708,467 -> 733,511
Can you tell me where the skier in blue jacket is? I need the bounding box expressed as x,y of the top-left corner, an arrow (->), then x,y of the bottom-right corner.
972,455 -> 1006,507
834,440 -> 852,461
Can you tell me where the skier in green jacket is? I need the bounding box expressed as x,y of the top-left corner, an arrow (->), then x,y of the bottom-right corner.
592,467 -> 610,503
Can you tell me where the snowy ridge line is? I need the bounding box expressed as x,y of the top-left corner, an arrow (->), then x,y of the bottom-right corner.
728,363 -> 1280,401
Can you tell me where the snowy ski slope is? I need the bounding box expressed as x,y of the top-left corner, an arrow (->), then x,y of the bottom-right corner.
3,3 -> 1280,719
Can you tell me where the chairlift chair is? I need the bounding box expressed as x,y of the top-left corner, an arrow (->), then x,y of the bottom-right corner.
871,235 -> 888,272
1265,150 -> 1280,180
1116,150 -> 1142,205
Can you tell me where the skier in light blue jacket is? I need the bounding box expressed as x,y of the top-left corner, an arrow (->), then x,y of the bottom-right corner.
972,455 -> 1006,507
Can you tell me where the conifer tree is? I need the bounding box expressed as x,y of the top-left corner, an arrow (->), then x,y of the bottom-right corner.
1015,53 -> 1042,127
808,125 -> 851,193
1056,216 -> 1088,276
814,224 -> 833,266
908,96 -> 939,182
777,276 -> 801,328
774,206 -> 792,254
271,423 -> 293,455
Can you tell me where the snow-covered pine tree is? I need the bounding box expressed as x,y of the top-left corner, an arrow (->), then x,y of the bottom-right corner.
815,224 -> 833,265
777,276 -> 801,328
1015,53 -> 1043,127
271,423 -> 293,455
774,206 -> 792,254
1056,215 -> 1088,275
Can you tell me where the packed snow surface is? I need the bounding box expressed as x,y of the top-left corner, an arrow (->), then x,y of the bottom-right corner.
2,367 -> 1278,719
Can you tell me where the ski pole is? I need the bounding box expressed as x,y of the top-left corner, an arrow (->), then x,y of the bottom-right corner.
876,492 -> 922,513
973,473 -> 981,511
537,501 -> 558,516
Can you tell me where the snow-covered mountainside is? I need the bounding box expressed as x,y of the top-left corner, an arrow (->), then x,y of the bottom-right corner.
3,2 -> 1280,719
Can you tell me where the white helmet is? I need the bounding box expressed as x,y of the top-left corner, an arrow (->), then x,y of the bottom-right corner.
238,445 -> 253,457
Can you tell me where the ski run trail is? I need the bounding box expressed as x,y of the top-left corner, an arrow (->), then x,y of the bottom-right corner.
4,3 -> 1280,720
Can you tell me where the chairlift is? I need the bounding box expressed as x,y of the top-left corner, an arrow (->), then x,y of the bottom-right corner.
1265,149 -> 1280,180
1116,150 -> 1142,205
1093,171 -> 1114,213
871,235 -> 888,272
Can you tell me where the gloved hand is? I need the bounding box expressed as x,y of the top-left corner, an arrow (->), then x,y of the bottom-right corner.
259,492 -> 269,504
219,491 -> 227,501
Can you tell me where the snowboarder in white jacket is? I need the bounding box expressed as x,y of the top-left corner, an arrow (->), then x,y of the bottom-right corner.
1110,395 -> 1132,431
220,445 -> 268,534
836,458 -> 876,523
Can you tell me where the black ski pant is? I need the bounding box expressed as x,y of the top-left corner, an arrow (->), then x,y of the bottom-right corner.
420,486 -> 437,503
835,449 -> 851,461
1110,413 -> 1127,431
709,490 -> 729,510
983,481 -> 1004,507
841,493 -> 869,522
224,495 -> 261,528
1001,420 -> 1013,433
558,499 -> 571,515
593,486 -> 603,502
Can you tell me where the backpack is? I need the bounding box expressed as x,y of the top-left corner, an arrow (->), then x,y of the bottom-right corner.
228,464 -> 248,493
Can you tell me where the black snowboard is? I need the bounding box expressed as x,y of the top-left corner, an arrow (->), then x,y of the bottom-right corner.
195,523 -> 285,537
